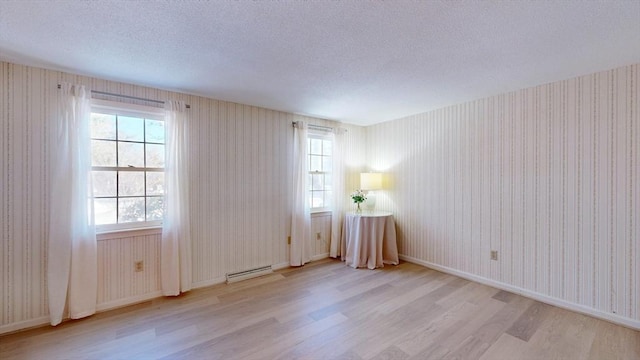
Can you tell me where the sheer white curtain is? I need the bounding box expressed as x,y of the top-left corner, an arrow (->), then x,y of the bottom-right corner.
291,121 -> 311,266
161,101 -> 192,296
48,83 -> 97,326
330,128 -> 347,258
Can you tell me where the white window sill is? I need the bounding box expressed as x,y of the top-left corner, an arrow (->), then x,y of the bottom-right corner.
97,226 -> 162,241
311,210 -> 332,217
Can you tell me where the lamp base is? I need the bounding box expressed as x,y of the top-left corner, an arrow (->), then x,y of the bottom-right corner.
365,192 -> 376,211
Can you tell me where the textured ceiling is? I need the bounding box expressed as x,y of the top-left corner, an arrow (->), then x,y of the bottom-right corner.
1,1 -> 639,126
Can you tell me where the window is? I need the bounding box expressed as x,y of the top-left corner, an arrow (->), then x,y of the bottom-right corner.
90,101 -> 165,231
308,134 -> 332,212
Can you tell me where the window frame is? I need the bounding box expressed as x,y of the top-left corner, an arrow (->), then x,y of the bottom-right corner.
90,100 -> 166,233
307,131 -> 333,213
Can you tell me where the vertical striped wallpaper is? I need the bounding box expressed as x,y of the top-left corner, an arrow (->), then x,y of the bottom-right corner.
367,63 -> 639,323
1,63 -> 51,331
0,61 -> 365,332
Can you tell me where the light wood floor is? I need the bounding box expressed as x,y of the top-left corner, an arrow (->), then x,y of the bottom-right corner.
1,259 -> 638,360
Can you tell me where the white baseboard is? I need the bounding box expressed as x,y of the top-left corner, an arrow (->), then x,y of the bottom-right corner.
191,259 -> 295,287
96,291 -> 163,312
191,275 -> 226,289
399,254 -> 640,331
0,290 -> 165,335
272,261 -> 290,271
311,253 -> 330,262
0,315 -> 51,335
271,254 -> 329,271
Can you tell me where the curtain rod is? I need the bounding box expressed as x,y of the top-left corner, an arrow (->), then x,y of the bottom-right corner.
57,84 -> 190,109
291,121 -> 335,132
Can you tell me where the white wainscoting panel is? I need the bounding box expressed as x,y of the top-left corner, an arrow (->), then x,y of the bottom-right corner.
367,63 -> 639,325
311,212 -> 332,259
96,231 -> 162,307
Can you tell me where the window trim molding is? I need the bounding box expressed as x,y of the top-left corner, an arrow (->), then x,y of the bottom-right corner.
96,226 -> 162,240
92,99 -> 165,119
307,131 -> 333,212
91,99 -> 166,232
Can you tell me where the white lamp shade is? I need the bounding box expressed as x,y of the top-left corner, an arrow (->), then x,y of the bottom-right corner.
360,172 -> 382,190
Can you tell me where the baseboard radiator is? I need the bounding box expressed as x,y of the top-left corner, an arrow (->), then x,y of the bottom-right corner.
226,265 -> 273,284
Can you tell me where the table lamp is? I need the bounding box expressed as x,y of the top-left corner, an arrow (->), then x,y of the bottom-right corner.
360,172 -> 382,211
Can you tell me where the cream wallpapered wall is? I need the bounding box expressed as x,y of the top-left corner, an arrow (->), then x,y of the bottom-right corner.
367,64 -> 639,325
0,61 -> 366,332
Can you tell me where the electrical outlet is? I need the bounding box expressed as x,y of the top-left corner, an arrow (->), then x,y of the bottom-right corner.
490,251 -> 498,261
135,261 -> 144,272
316,232 -> 321,240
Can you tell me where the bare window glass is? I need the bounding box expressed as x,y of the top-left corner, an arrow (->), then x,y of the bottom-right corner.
308,135 -> 332,211
90,110 -> 165,229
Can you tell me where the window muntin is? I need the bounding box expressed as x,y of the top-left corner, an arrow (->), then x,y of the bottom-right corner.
308,134 -> 332,212
90,101 -> 165,231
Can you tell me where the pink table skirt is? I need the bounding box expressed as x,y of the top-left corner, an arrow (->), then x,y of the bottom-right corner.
341,211 -> 399,269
